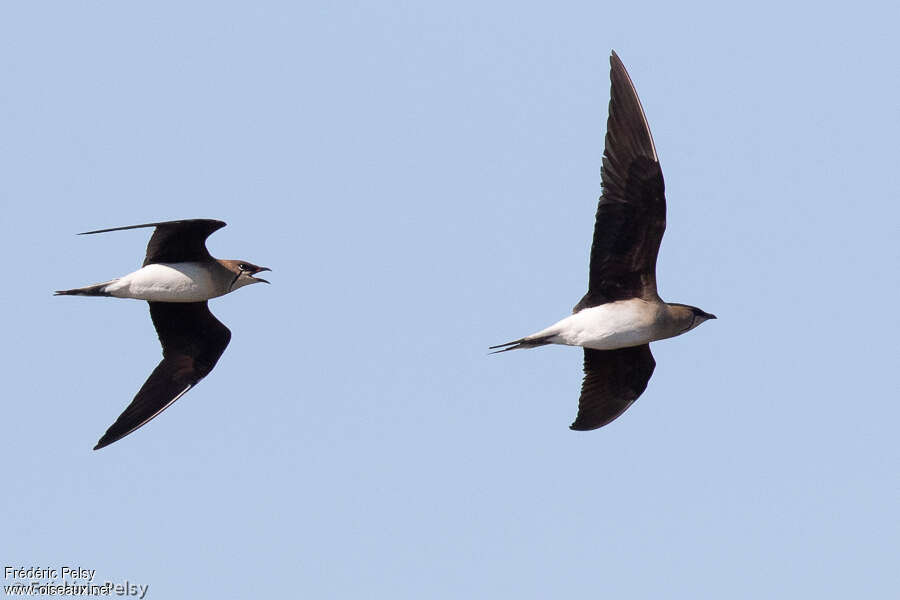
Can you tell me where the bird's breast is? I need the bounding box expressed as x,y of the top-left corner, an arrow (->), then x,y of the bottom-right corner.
550,299 -> 666,350
104,263 -> 225,302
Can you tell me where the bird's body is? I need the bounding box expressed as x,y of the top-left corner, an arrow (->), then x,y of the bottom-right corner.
491,51 -> 715,430
105,262 -> 226,302
56,219 -> 269,450
67,261 -> 256,302
522,298 -> 685,351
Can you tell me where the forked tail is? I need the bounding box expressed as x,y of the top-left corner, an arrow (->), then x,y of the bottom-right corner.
488,335 -> 553,354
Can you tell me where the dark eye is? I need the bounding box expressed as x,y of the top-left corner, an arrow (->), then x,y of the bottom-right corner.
238,263 -> 249,271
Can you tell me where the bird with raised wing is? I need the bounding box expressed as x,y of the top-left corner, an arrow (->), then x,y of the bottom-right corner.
491,51 -> 716,430
56,219 -> 270,450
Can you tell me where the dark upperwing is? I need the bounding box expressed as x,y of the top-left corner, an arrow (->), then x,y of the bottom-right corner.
569,345 -> 656,431
573,51 -> 666,313
79,219 -> 227,265
93,301 -> 231,450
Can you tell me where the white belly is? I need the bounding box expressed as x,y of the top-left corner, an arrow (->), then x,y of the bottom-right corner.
532,299 -> 665,350
104,263 -> 224,302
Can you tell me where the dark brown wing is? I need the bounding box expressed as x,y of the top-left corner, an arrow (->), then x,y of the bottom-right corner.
79,219 -> 226,265
569,345 -> 656,431
573,51 -> 666,312
93,301 -> 231,450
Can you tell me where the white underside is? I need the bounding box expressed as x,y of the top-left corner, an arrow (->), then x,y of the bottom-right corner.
102,263 -> 226,302
528,298 -> 669,350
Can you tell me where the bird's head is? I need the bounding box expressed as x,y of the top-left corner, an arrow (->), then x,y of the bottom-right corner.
670,303 -> 717,333
222,260 -> 271,291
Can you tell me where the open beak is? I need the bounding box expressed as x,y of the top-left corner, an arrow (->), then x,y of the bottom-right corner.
252,267 -> 271,284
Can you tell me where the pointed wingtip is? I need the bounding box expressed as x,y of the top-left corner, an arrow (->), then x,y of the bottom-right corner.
93,431 -> 122,450
77,219 -> 227,236
93,430 -> 119,450
605,49 -> 658,163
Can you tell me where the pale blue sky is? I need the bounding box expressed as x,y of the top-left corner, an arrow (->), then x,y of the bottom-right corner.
2,2 -> 897,598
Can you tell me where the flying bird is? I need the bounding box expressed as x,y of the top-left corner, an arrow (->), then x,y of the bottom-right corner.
491,51 -> 716,430
55,219 -> 270,450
